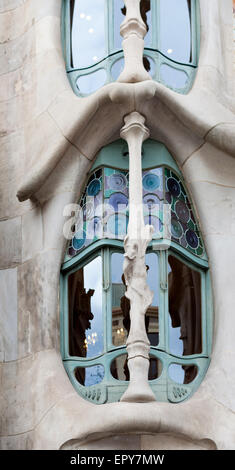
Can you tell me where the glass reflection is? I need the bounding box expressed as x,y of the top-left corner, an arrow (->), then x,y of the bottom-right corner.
168,255 -> 202,383
159,0 -> 192,63
168,363 -> 198,385
110,354 -> 162,381
68,256 -> 103,358
111,252 -> 159,347
145,253 -> 159,347
143,56 -> 155,77
160,64 -> 188,89
111,58 -> 125,81
75,364 -> 105,386
148,356 -> 162,380
140,0 -> 152,46
111,253 -> 128,347
71,0 -> 106,69
114,0 -> 125,51
76,69 -> 107,94
111,354 -> 129,381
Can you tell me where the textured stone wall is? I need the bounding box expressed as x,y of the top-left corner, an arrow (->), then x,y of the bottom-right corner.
233,0 -> 235,71
0,0 -> 235,450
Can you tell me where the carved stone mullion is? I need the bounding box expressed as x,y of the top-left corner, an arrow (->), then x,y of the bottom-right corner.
118,0 -> 151,83
120,112 -> 156,403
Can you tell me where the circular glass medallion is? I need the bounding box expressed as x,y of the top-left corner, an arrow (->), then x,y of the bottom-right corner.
186,229 -> 199,249
143,173 -> 160,191
167,177 -> 181,197
87,178 -> 101,197
109,173 -> 127,191
175,200 -> 190,224
72,230 -> 86,250
109,192 -> 128,212
171,217 -> 183,239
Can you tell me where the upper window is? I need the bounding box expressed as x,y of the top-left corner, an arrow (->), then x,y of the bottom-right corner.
60,140 -> 212,405
62,0 -> 199,96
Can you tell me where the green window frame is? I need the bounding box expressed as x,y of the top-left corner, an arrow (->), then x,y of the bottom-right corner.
61,0 -> 200,96
60,140 -> 212,404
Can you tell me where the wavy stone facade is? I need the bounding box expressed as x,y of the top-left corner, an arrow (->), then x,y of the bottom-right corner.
0,0 -> 235,450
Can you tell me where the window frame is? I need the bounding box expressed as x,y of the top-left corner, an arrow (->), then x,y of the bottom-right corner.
61,0 -> 200,96
60,140 -> 212,404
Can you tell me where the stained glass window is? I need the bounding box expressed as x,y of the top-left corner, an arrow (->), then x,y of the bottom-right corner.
61,140 -> 211,405
67,165 -> 204,260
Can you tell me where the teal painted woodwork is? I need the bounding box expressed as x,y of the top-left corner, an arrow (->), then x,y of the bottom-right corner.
60,139 -> 212,404
61,0 -> 200,96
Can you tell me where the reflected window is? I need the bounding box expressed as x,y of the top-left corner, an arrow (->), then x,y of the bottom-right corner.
145,253 -> 159,347
68,256 -> 103,358
111,253 -> 128,347
168,254 -> 202,383
140,0 -> 152,46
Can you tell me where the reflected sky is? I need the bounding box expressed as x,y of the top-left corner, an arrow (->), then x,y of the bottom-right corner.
71,0 -> 192,70
146,253 -> 159,306
72,0 -> 106,68
114,0 -> 125,50
159,0 -> 191,62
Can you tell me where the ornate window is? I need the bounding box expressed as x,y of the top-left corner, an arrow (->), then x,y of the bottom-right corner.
60,140 -> 212,404
62,0 -> 199,96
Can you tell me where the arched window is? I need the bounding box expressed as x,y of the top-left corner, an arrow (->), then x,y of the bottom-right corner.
62,0 -> 199,96
60,140 -> 212,404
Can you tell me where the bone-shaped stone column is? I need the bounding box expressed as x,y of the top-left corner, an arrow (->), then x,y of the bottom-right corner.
120,112 -> 156,403
118,0 -> 151,83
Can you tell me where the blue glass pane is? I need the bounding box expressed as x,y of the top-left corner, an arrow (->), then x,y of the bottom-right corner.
168,255 -> 202,361
168,364 -> 184,384
76,69 -> 107,94
140,0 -> 152,46
75,364 -> 105,386
114,0 -> 125,50
168,363 -> 198,384
111,58 -> 125,80
159,0 -> 192,63
71,0 -> 106,68
145,253 -> 159,347
68,256 -> 103,358
111,253 -> 128,347
160,64 -> 188,90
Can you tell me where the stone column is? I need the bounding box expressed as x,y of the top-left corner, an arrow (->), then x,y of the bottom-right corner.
120,112 -> 156,403
118,0 -> 151,83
